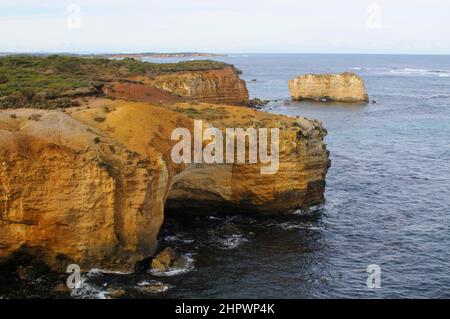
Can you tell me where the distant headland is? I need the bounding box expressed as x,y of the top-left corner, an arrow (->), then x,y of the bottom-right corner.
0,52 -> 226,59
97,52 -> 226,59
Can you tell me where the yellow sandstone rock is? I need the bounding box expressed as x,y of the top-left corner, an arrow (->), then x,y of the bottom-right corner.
289,72 -> 369,103
0,98 -> 329,272
144,66 -> 249,106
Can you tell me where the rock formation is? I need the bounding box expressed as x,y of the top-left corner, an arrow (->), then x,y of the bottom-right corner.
289,72 -> 369,103
143,66 -> 249,106
0,98 -> 330,272
151,247 -> 186,272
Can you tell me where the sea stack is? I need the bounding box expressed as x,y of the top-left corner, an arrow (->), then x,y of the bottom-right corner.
289,72 -> 369,103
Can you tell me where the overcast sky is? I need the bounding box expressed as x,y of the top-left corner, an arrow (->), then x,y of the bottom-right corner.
1,0 -> 449,54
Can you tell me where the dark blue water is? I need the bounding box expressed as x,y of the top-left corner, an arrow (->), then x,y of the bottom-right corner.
150,54 -> 450,298
3,54 -> 449,299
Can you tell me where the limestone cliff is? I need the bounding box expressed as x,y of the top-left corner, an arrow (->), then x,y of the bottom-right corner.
289,72 -> 369,103
143,66 -> 249,106
0,99 -> 329,272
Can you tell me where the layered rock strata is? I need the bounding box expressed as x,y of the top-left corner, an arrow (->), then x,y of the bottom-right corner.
289,72 -> 369,103
0,99 -> 329,272
144,66 -> 249,106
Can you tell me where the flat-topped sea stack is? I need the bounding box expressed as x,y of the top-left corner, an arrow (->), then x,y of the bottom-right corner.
289,72 -> 369,103
0,56 -> 329,272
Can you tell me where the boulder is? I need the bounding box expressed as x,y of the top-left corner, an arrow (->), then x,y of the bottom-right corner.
289,72 -> 369,103
151,247 -> 187,272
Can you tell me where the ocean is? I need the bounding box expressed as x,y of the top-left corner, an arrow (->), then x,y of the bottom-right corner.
2,54 -> 449,298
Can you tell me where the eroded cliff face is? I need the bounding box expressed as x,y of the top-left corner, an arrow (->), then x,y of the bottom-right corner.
143,66 -> 250,106
289,72 -> 369,103
0,99 -> 329,272
165,104 -> 330,213
0,108 -> 171,272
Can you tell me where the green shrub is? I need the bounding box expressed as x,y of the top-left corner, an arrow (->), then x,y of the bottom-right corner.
0,74 -> 8,84
0,55 -> 229,109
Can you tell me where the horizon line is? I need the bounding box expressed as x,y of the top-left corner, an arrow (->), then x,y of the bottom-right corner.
1,51 -> 450,57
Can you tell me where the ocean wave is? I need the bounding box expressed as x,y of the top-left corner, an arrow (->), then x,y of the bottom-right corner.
377,67 -> 450,77
164,235 -> 194,244
88,268 -> 132,275
70,275 -> 107,299
148,253 -> 195,277
70,268 -> 132,299
269,222 -> 321,231
429,94 -> 450,99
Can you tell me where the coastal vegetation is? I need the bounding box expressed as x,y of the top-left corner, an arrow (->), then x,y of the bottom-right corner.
0,55 -> 228,109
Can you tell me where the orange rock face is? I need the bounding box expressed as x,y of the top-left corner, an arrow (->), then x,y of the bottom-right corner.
0,99 -> 329,272
145,66 -> 250,106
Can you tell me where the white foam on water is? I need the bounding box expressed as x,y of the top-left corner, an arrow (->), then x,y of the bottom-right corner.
70,276 -> 107,299
149,253 -> 195,277
164,235 -> 194,244
217,234 -> 248,250
403,68 -> 427,72
88,268 -> 133,275
375,67 -> 450,77
136,280 -> 169,293
70,268 -> 132,299
267,221 -> 322,231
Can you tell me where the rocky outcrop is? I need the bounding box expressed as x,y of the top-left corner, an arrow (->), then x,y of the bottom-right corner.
289,72 -> 369,103
165,104 -> 330,214
0,99 -> 329,272
144,66 -> 249,106
151,247 -> 186,272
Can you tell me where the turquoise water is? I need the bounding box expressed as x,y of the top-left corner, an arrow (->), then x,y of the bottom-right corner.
1,54 -> 449,298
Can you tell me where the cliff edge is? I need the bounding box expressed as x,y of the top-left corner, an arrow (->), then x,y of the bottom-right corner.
0,99 -> 329,272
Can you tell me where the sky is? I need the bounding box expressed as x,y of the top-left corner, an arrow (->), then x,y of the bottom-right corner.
0,0 -> 449,54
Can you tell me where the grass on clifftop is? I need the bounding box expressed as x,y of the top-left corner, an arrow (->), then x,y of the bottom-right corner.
0,55 -> 228,109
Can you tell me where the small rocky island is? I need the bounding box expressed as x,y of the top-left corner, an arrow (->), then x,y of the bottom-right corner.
289,72 -> 369,103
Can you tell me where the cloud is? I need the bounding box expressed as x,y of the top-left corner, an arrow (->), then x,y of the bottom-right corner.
0,0 -> 449,53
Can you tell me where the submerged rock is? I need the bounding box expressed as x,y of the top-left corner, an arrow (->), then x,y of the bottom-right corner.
249,98 -> 270,108
223,222 -> 241,236
289,72 -> 369,103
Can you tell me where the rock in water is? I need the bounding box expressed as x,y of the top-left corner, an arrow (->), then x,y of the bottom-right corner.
151,247 -> 186,272
105,289 -> 126,299
0,99 -> 330,272
289,72 -> 369,103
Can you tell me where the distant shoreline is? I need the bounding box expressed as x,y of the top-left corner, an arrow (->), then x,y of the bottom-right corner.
98,52 -> 226,59
0,52 -> 226,59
